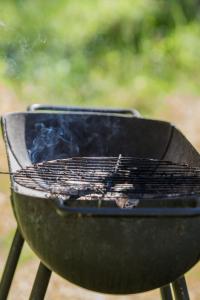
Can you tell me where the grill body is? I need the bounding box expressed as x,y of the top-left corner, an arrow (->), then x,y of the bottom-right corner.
2,110 -> 200,294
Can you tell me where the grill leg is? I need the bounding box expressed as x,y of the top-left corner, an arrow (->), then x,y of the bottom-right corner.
172,276 -> 190,300
0,228 -> 24,300
160,285 -> 174,300
29,263 -> 51,300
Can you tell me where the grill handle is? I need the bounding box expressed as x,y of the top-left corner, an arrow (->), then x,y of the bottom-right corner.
27,104 -> 140,117
52,198 -> 200,218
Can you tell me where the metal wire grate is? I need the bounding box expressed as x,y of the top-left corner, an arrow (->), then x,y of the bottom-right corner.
13,156 -> 200,207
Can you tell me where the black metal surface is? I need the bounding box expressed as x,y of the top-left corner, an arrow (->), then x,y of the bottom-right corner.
3,111 -> 200,170
172,277 -> 190,300
12,191 -> 200,294
2,109 -> 200,295
2,112 -> 175,167
29,263 -> 51,300
0,228 -> 24,300
160,285 -> 173,300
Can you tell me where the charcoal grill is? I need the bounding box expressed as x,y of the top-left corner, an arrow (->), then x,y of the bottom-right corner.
1,104 -> 199,299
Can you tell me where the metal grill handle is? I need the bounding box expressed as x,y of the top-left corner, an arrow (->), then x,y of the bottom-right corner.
52,198 -> 200,218
27,104 -> 140,117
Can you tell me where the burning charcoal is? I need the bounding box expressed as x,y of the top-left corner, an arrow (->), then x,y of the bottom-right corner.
116,197 -> 140,209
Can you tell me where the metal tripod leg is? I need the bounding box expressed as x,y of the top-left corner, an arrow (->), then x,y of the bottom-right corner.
0,228 -> 24,300
172,276 -> 190,300
160,284 -> 174,300
29,262 -> 51,300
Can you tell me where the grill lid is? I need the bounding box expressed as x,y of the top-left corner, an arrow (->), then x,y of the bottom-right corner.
13,156 -> 200,208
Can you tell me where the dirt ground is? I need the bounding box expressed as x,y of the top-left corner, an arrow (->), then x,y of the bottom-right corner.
1,92 -> 200,299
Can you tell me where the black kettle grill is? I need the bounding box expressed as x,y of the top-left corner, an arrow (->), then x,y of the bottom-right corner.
1,104 -> 199,299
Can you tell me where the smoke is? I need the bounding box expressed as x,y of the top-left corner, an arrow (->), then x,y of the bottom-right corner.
28,114 -> 122,163
28,118 -> 79,163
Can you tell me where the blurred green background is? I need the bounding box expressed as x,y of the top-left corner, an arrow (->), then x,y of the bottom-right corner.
1,0 -> 200,115
1,1 -> 200,299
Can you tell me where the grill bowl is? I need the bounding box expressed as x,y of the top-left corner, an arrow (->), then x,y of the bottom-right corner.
12,191 -> 200,294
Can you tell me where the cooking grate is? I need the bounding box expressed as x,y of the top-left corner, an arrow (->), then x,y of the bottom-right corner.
13,156 -> 200,208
